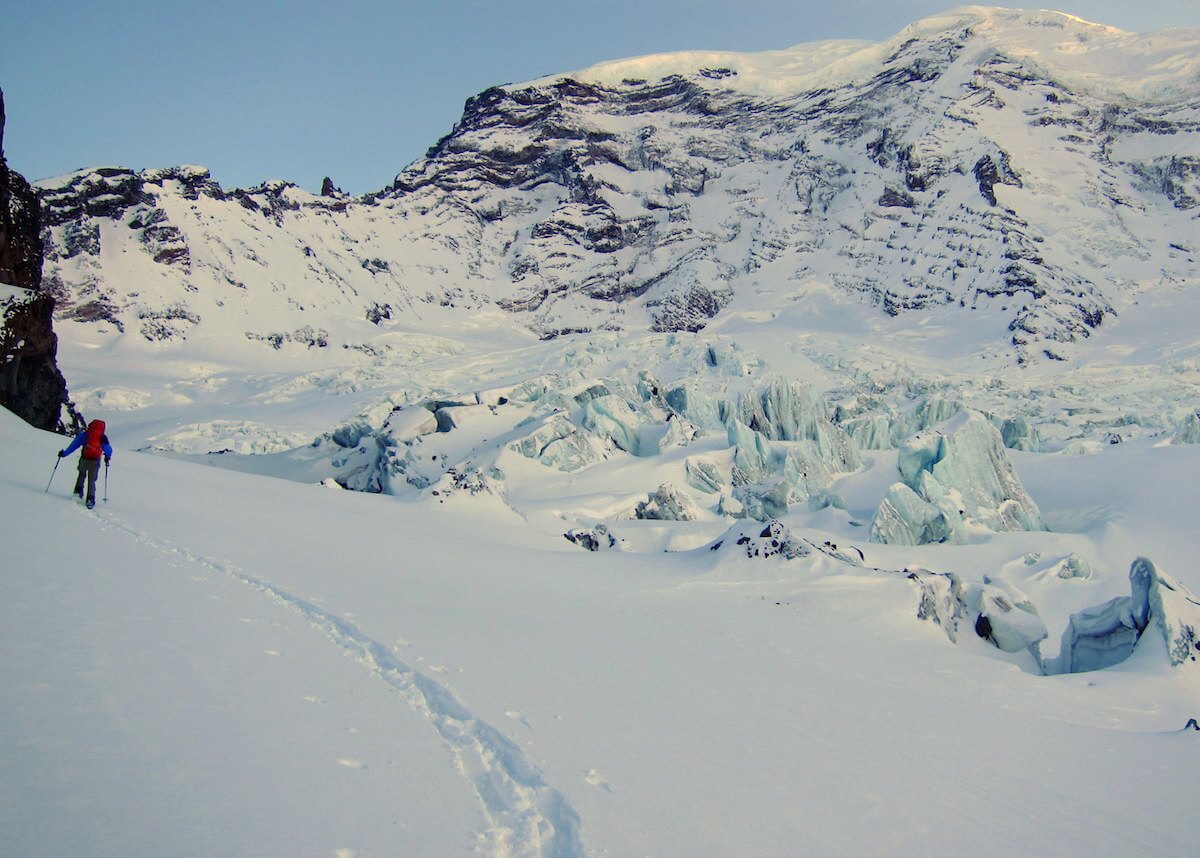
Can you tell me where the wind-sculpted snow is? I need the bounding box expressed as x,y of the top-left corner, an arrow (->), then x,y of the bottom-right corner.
871,409 -> 1043,545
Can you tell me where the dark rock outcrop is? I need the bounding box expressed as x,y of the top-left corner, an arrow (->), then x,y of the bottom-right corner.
0,88 -> 78,432
0,91 -> 42,291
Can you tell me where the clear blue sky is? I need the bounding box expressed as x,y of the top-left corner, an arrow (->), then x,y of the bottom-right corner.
3,1 -> 1197,194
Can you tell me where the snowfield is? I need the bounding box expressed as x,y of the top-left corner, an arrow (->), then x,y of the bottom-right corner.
7,5 -> 1200,856
3,401 -> 1198,856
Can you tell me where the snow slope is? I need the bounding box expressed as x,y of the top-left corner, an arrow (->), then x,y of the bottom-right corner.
7,7 -> 1200,855
3,397 -> 1197,856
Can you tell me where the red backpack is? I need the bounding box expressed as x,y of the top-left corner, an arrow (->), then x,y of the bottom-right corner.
83,419 -> 106,460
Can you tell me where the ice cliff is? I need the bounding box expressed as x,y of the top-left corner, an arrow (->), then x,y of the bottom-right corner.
1048,558 -> 1200,674
871,409 -> 1043,545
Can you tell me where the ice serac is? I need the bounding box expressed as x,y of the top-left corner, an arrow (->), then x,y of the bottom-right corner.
911,569 -> 969,643
0,88 -> 77,431
721,377 -> 862,520
685,456 -> 724,494
1171,412 -> 1200,445
732,376 -> 861,467
870,409 -> 1043,545
635,482 -> 702,521
1049,558 -> 1200,674
581,394 -> 646,456
510,413 -> 603,472
871,481 -> 965,546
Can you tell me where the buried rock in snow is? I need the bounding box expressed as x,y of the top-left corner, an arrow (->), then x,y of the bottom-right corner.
707,520 -> 811,561
910,569 -> 1047,659
975,579 -> 1048,655
564,523 -> 628,552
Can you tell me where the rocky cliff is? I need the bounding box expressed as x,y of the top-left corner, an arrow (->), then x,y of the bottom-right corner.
0,88 -> 77,432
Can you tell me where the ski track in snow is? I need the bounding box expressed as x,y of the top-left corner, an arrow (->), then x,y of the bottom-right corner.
82,505 -> 590,858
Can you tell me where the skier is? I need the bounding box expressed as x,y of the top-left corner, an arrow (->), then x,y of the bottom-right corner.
59,419 -> 112,509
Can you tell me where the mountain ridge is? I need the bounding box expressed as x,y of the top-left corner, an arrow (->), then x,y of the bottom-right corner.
36,7 -> 1200,368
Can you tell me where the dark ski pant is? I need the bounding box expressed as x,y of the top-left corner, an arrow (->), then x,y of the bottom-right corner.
74,457 -> 101,504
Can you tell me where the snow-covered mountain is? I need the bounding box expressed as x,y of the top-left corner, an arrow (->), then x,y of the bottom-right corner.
6,9 -> 1200,854
26,5 -> 1197,679
39,6 -> 1200,363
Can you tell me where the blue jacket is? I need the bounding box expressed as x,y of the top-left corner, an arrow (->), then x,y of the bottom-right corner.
62,430 -> 113,461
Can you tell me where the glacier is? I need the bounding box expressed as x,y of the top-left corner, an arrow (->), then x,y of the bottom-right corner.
6,8 -> 1200,856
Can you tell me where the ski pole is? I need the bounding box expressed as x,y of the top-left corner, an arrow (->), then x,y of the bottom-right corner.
104,460 -> 109,503
45,455 -> 62,493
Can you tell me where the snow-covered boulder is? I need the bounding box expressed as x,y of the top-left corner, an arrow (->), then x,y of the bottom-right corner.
564,523 -> 628,552
708,520 -> 811,561
975,580 -> 1049,655
871,409 -> 1044,545
635,483 -> 702,521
